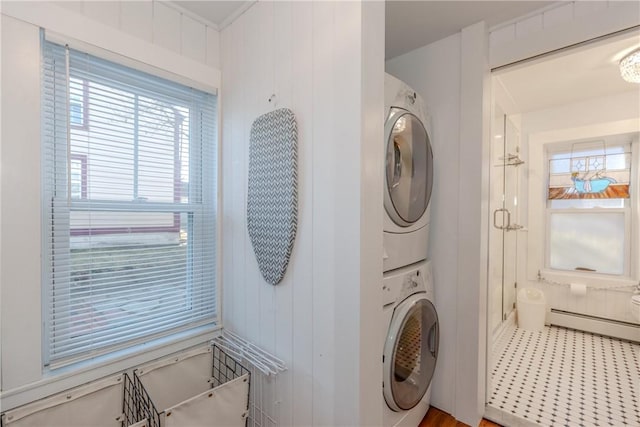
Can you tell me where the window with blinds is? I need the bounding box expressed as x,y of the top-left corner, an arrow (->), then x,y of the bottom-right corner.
42,40 -> 218,367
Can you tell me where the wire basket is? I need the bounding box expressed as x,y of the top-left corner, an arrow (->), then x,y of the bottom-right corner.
123,372 -> 146,426
134,344 -> 250,427
1,373 -> 151,427
212,344 -> 251,388
129,371 -> 162,427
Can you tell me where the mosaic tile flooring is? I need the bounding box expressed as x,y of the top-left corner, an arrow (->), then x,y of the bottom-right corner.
488,323 -> 640,427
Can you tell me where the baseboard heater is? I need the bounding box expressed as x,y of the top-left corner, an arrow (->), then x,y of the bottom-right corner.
549,309 -> 639,343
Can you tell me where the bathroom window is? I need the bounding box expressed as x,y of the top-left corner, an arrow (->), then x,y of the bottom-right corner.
545,139 -> 633,276
42,41 -> 218,367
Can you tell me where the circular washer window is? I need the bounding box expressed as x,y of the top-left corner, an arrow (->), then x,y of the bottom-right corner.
384,296 -> 439,411
385,110 -> 433,227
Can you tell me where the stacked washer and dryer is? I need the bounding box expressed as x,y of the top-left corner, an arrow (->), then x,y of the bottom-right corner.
382,73 -> 439,427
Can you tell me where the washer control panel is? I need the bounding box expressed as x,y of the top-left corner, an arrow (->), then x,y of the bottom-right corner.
382,260 -> 432,306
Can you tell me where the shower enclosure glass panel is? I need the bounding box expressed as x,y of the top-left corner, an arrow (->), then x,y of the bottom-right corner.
489,106 -> 522,333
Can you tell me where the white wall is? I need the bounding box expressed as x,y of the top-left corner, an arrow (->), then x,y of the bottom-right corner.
490,1 -> 640,69
519,91 -> 640,325
53,0 -> 220,69
220,2 -> 384,426
385,22 -> 491,427
1,0 -> 221,409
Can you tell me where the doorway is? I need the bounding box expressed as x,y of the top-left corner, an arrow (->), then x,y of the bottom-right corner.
485,28 -> 640,427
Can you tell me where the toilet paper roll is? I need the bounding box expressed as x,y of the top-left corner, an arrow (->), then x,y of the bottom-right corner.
570,283 -> 587,296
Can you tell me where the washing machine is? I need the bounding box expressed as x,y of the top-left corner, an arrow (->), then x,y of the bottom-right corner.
383,73 -> 434,273
382,260 -> 439,427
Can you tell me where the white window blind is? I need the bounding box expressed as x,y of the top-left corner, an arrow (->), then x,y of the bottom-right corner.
42,41 -> 218,367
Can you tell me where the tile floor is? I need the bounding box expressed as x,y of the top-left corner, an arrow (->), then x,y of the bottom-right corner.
488,323 -> 640,427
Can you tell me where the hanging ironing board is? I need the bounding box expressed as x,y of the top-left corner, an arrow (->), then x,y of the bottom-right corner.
247,108 -> 298,285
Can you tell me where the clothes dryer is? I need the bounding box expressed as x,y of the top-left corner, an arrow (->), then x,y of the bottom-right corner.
382,260 -> 439,427
383,73 -> 434,272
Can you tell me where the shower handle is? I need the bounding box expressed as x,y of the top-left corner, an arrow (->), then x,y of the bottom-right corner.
493,208 -> 510,230
494,208 -> 524,231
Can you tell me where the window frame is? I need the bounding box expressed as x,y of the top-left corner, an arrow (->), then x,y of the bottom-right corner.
527,135 -> 640,287
542,136 -> 636,280
41,41 -> 220,369
518,124 -> 640,288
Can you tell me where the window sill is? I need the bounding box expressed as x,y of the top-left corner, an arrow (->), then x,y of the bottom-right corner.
540,268 -> 638,289
0,323 -> 221,411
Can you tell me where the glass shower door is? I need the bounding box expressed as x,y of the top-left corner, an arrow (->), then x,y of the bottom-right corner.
489,106 -> 522,332
501,116 -> 521,320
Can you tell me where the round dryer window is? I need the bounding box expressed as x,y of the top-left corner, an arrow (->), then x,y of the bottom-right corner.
385,108 -> 434,227
383,294 -> 439,412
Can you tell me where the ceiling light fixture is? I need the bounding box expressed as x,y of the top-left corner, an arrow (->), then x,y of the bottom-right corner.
619,48 -> 640,83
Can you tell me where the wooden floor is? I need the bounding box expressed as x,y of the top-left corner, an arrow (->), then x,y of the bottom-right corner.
419,406 -> 502,427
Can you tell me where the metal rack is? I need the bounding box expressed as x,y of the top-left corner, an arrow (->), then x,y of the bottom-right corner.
213,331 -> 287,427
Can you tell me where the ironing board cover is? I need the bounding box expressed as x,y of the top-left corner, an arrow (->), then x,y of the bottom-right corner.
247,108 -> 298,285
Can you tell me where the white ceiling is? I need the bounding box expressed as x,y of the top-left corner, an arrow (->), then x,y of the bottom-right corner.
496,30 -> 640,114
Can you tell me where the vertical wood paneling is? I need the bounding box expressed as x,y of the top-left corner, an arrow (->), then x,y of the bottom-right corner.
181,14 -> 206,63
120,1 -> 153,43
53,1 -> 83,14
310,2 -> 336,426
1,15 -> 44,390
220,20 -> 235,331
256,0 -> 276,357
221,2 -> 381,425
231,12 -> 248,338
331,2 -> 362,424
83,1 -> 120,29
357,3 -> 386,423
153,2 -> 181,54
242,3 -> 262,349
81,1 -> 218,69
272,3 -> 294,424
206,26 -> 221,69
289,2 -> 314,425
573,1 -> 607,18
455,23 -> 489,426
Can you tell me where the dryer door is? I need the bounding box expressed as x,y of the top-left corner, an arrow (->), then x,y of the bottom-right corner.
384,108 -> 434,227
383,293 -> 439,412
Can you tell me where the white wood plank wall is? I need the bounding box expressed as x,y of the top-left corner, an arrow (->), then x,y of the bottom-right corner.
54,0 -> 220,69
489,1 -> 640,68
221,2 -> 384,425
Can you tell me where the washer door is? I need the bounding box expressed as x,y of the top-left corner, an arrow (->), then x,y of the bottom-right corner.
383,293 -> 439,412
384,108 -> 434,227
